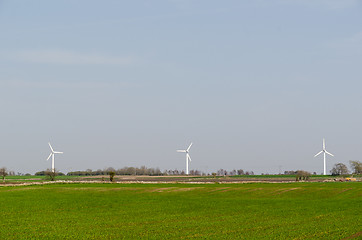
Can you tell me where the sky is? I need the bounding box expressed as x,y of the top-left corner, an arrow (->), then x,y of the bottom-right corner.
0,0 -> 361,174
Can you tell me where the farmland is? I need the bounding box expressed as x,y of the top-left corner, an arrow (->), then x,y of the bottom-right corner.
0,182 -> 360,239
0,174 -> 346,185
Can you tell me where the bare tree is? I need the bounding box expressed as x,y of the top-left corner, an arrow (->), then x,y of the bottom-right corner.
349,160 -> 362,174
229,170 -> 237,176
237,169 -> 244,175
45,169 -> 57,181
0,168 -> 8,182
296,170 -> 311,181
86,169 -> 92,176
330,163 -> 349,176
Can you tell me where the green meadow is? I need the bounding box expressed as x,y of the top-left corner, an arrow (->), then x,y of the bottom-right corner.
0,182 -> 360,239
3,175 -> 78,182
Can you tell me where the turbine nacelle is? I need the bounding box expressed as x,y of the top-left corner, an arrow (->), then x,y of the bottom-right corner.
176,142 -> 192,156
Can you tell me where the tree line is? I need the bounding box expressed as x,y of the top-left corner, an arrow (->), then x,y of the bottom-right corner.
1,160 -> 361,182
16,160 -> 362,177
66,166 -> 163,176
65,167 -> 257,176
330,161 -> 361,176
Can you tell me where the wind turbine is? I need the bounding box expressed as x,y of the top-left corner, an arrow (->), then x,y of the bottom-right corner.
314,138 -> 334,175
177,143 -> 193,175
46,143 -> 63,173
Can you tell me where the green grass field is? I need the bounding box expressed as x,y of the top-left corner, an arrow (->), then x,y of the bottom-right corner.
0,182 -> 360,239
3,175 -> 78,182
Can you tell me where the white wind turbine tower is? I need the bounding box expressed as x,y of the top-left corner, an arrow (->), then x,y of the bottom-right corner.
46,143 -> 63,173
177,143 -> 193,175
314,138 -> 334,175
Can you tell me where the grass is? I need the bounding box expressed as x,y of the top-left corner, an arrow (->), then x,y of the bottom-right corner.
0,182 -> 360,239
3,175 -> 79,182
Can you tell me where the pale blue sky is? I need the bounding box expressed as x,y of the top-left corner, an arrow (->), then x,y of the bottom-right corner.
0,0 -> 361,174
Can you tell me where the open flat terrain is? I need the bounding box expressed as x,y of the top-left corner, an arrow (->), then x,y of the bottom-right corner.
0,182 -> 360,239
2,174 -> 351,184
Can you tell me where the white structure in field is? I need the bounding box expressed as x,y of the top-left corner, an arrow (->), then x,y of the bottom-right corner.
177,143 -> 193,175
46,143 -> 63,173
314,138 -> 334,175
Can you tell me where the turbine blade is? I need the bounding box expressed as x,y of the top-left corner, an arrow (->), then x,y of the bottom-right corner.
314,151 -> 323,157
46,153 -> 52,161
187,154 -> 192,162
177,150 -> 186,152
323,138 -> 325,150
325,151 -> 334,157
48,143 -> 54,153
187,142 -> 193,151
54,151 -> 63,154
